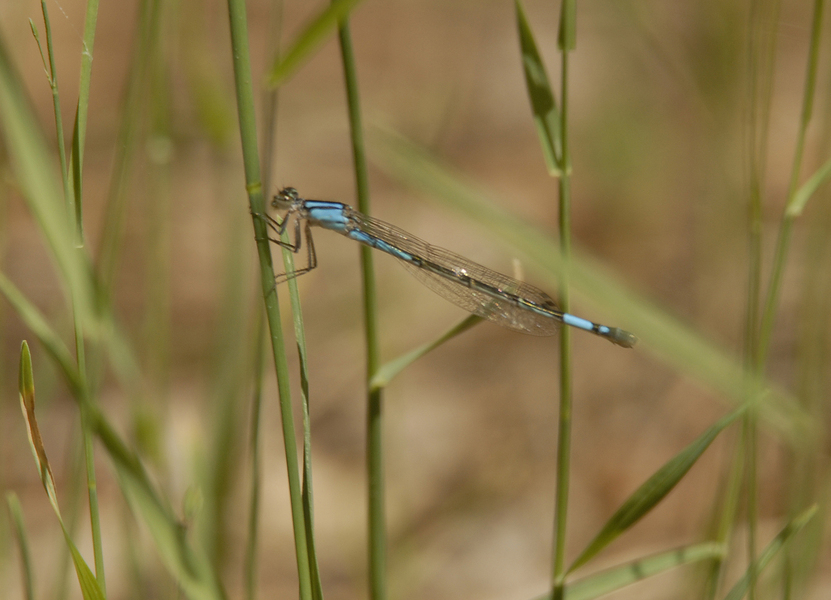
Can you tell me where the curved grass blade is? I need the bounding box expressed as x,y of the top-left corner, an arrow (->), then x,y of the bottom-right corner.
0,31 -> 98,332
723,505 -> 818,600
18,342 -> 105,600
557,542 -> 723,600
568,409 -> 742,573
370,314 -> 483,392
516,0 -> 561,175
90,410 -> 227,600
786,155 -> 831,217
17,339 -> 224,599
0,272 -> 82,395
267,0 -> 366,86
66,0 -> 101,245
18,342 -> 57,509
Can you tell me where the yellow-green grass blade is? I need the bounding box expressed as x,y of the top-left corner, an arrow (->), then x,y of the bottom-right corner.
0,32 -> 98,333
267,0 -> 366,86
6,492 -> 36,600
18,342 -> 105,600
91,411 -> 227,600
0,273 -> 82,395
722,505 -> 818,600
569,410 -> 742,573
786,155 -> 831,217
556,542 -> 723,600
370,314 -> 483,392
516,0 -> 561,175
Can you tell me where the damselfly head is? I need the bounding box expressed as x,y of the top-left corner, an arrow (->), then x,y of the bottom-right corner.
272,187 -> 300,211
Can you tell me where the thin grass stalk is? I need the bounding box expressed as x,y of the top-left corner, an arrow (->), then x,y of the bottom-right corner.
67,0 -> 99,245
59,427 -> 91,599
757,2 -> 826,595
143,18 -> 173,410
701,435 -> 745,599
7,493 -> 35,600
788,172 -> 831,596
756,0 -> 825,369
226,0 -> 312,597
96,0 -> 161,293
552,1 -> 575,597
33,2 -> 72,217
245,317 -> 266,600
46,0 -> 106,587
244,2 -> 283,596
743,2 -> 782,598
31,14 -> 100,594
336,16 -> 385,600
278,159 -> 322,597
35,4 -> 104,591
260,2 -> 321,591
742,408 -> 759,600
267,55 -> 324,600
77,391 -> 103,590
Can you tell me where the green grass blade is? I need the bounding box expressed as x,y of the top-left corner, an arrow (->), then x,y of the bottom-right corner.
0,31 -> 98,331
368,128 -> 813,443
370,314 -> 483,392
66,541 -> 106,600
6,493 -> 36,600
786,155 -> 831,218
67,0 -> 100,245
557,0 -> 576,52
226,0 -> 313,596
723,505 -> 818,600
279,212 -> 322,600
18,341 -> 58,511
95,0 -> 164,291
783,0 -> 825,221
244,319 -> 266,600
0,274 -> 82,395
273,128 -> 321,600
267,0 -> 366,86
568,409 -> 743,573
30,2 -> 73,220
335,13 -> 385,600
515,1 -> 561,175
698,436 -> 745,599
2,27 -> 111,572
18,342 -> 106,600
559,542 -> 724,600
91,411 -> 226,600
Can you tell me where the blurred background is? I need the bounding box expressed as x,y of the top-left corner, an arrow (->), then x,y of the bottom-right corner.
1,0 -> 829,599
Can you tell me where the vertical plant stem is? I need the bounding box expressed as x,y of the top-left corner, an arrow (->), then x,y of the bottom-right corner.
756,0 -> 825,369
552,1 -> 575,596
36,1 -> 71,215
7,493 -> 35,600
226,1 -> 312,598
702,436 -> 745,600
69,0 -> 99,245
245,318 -> 266,600
336,17 -> 386,600
245,3 -> 283,597
34,8 -> 102,591
96,0 -> 161,293
746,4 -> 824,597
743,2 -> 781,598
61,0 -> 105,589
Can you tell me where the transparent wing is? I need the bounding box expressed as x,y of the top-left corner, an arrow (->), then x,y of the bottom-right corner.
347,209 -> 563,336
